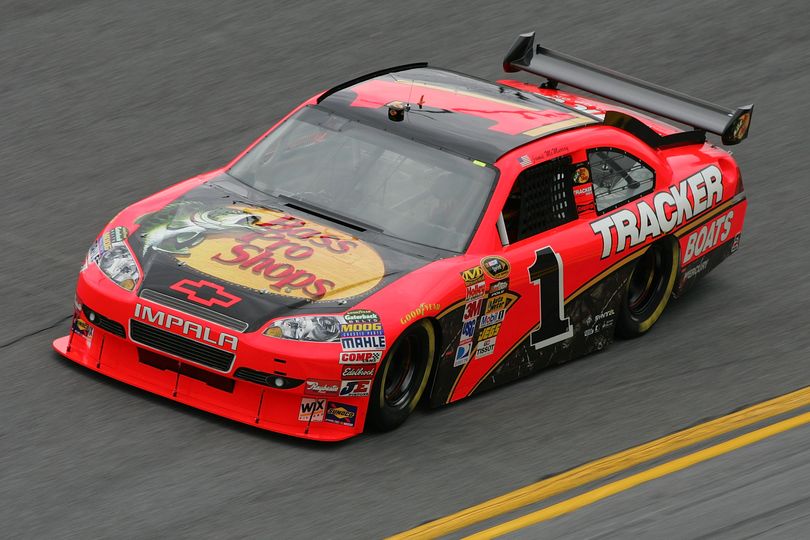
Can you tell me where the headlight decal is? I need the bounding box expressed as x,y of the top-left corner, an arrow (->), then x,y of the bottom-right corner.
263,309 -> 387,350
88,226 -> 141,291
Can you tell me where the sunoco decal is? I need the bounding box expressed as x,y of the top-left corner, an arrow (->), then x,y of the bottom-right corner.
591,165 -> 723,259
137,203 -> 384,301
325,401 -> 358,427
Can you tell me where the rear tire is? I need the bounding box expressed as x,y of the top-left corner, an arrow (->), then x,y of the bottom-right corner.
616,238 -> 679,338
366,320 -> 435,432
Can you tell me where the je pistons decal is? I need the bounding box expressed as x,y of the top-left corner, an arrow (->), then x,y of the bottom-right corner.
136,203 -> 384,301
591,166 -> 723,259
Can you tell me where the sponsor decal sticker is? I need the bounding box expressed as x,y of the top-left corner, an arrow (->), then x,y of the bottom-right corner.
136,204 -> 385,301
325,401 -> 358,427
489,279 -> 508,295
341,365 -> 375,379
400,303 -> 441,325
304,379 -> 340,396
460,266 -> 484,286
133,303 -> 238,351
479,310 -> 505,328
339,351 -> 381,364
466,280 -> 486,300
591,165 -> 723,259
169,278 -> 241,308
454,341 -> 473,367
682,210 -> 734,265
480,256 -> 510,280
341,335 -> 386,351
298,398 -> 326,422
478,323 -> 501,341
339,380 -> 372,397
573,166 -> 591,184
475,337 -> 497,358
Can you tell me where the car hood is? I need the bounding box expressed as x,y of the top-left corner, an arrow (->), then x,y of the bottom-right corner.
126,176 -> 441,332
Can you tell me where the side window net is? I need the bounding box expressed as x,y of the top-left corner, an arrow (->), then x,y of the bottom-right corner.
588,149 -> 655,213
503,156 -> 576,243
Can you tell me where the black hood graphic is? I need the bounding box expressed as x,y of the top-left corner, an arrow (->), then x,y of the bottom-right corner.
128,176 -> 439,331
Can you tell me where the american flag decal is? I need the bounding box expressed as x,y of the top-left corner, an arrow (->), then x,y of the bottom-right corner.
517,155 -> 532,167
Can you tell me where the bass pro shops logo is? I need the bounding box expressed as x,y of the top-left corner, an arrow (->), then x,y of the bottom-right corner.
590,166 -> 723,259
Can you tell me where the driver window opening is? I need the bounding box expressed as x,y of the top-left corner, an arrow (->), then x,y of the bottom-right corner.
501,155 -> 577,244
587,148 -> 655,213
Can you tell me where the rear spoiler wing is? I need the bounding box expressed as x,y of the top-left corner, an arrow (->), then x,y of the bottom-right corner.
503,32 -> 753,145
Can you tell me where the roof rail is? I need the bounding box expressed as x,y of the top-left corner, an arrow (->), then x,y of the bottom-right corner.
316,62 -> 428,104
503,32 -> 752,145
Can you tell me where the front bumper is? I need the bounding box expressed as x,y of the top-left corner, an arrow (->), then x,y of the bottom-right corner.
53,269 -> 368,442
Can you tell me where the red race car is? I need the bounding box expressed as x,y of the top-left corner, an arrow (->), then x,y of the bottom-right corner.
54,32 -> 753,441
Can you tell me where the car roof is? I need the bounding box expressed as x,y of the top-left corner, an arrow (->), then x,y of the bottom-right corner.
315,67 -> 598,163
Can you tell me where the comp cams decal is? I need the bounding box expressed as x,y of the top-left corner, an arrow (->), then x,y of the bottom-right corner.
591,165 -> 723,258
136,203 -> 385,301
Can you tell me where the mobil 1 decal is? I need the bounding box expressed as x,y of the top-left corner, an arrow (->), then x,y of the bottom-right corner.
591,165 -> 723,259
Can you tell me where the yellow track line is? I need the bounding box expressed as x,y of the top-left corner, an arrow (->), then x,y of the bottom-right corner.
387,386 -> 810,539
467,409 -> 810,539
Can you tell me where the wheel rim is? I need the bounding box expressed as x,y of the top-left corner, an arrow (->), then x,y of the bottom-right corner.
627,246 -> 665,316
383,328 -> 424,409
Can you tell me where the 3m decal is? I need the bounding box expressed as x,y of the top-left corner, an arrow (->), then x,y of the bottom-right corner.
591,165 -> 723,259
304,379 -> 340,396
339,351 -> 381,364
528,247 -> 573,350
169,279 -> 242,307
325,401 -> 358,427
480,256 -> 510,280
298,398 -> 325,422
463,298 -> 485,321
682,210 -> 734,264
133,303 -> 238,351
339,380 -> 371,397
136,204 -> 385,301
341,365 -> 375,379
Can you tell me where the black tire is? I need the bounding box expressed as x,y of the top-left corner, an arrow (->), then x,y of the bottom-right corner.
366,319 -> 435,432
616,238 -> 679,338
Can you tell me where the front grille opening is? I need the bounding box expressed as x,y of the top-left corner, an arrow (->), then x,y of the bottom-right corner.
129,319 -> 235,372
82,305 -> 126,338
138,348 -> 235,393
234,367 -> 303,390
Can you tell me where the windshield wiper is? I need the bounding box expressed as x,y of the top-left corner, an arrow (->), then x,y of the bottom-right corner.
276,194 -> 384,234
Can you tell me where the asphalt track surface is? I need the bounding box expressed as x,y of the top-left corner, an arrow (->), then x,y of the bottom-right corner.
1,1 -> 808,538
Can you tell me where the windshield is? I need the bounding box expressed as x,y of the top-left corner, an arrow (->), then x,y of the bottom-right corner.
228,106 -> 496,252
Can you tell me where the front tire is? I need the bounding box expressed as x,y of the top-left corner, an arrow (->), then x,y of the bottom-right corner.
616,238 -> 679,338
366,320 -> 435,432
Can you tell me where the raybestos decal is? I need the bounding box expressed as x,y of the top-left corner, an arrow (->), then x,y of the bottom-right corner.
136,203 -> 385,301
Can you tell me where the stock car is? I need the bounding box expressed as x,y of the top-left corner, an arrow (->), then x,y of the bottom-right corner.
54,32 -> 753,441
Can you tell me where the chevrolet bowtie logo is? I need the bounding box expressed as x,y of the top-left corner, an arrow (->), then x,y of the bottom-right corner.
169,279 -> 242,308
